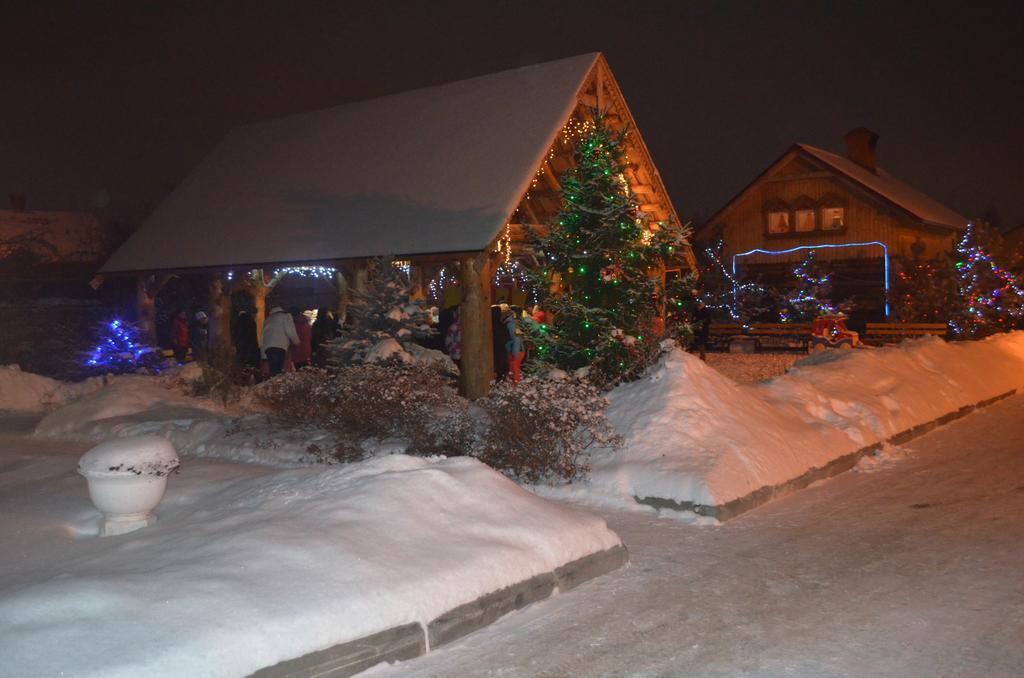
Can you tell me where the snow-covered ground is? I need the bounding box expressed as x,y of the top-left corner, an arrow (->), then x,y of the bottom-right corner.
0,429 -> 621,677
563,333 -> 1024,510
371,392 -> 1024,677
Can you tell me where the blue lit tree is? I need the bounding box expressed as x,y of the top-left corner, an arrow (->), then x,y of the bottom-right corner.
85,319 -> 165,374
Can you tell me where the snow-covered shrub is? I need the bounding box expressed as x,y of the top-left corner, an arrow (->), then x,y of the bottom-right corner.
475,376 -> 621,483
255,359 -> 619,483
255,362 -> 472,460
181,347 -> 245,406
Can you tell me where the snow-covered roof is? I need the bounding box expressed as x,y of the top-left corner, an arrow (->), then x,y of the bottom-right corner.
797,144 -> 968,230
101,54 -> 600,274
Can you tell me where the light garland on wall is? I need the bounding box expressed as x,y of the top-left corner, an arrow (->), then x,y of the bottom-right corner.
429,267 -> 452,303
271,265 -> 338,279
732,241 -> 891,317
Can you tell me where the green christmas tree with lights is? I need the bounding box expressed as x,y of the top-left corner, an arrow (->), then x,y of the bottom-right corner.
892,256 -> 960,324
527,116 -> 690,385
950,223 -> 1024,337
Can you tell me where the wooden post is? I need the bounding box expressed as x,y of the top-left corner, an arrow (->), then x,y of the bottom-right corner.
252,272 -> 270,338
335,269 -> 349,324
208,277 -> 231,358
458,252 -> 494,399
135,275 -> 158,345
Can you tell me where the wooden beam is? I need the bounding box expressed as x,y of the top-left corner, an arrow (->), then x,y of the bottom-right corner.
579,93 -> 597,108
595,67 -> 604,112
631,184 -> 656,196
542,161 -> 561,192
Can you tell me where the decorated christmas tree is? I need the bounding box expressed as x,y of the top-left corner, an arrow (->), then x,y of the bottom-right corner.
950,223 -> 1024,337
780,251 -> 838,322
527,116 -> 690,385
892,256 -> 960,324
327,257 -> 434,365
85,318 -> 164,374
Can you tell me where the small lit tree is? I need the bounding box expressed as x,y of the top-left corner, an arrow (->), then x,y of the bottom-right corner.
780,251 -> 839,322
950,223 -> 1024,337
85,319 -> 164,374
892,256 -> 960,324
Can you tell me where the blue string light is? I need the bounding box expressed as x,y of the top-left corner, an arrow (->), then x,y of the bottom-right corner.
85,319 -> 163,374
732,241 -> 891,317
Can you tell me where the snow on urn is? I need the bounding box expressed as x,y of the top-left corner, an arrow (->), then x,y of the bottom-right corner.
78,436 -> 180,537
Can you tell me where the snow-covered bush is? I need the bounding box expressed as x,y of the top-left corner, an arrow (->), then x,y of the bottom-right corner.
255,360 -> 619,482
256,362 -> 472,461
475,376 -> 621,483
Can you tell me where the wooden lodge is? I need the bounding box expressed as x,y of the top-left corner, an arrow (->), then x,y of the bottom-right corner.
98,53 -> 694,397
697,129 -> 968,323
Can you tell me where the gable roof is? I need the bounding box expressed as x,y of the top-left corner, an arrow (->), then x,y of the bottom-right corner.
796,144 -> 968,230
101,54 -> 601,274
700,143 -> 968,238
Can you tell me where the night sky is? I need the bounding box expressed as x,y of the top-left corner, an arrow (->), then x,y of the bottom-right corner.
3,1 -> 1022,231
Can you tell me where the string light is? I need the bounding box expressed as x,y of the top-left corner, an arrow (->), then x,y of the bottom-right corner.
271,265 -> 338,279
951,222 -> 1024,335
733,241 -> 891,318
85,319 -> 162,373
429,267 -> 453,303
392,260 -> 412,278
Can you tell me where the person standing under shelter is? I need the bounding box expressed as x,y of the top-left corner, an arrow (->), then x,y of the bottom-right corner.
190,311 -> 210,363
261,306 -> 299,376
171,310 -> 190,364
290,308 -> 313,370
232,310 -> 261,369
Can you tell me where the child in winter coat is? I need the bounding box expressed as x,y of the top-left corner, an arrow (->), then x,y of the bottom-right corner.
445,308 -> 461,367
502,304 -> 525,383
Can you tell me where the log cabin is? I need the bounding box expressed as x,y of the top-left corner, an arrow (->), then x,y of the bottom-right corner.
697,129 -> 967,323
98,53 -> 694,397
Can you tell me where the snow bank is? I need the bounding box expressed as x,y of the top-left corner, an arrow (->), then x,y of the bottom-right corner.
0,365 -> 107,412
585,333 -> 1024,508
0,449 -> 621,678
33,376 -> 334,467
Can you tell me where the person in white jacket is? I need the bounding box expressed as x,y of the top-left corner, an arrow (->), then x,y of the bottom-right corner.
261,306 -> 299,376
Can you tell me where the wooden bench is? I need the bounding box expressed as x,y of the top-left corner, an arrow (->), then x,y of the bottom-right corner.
707,323 -> 744,351
706,322 -> 812,353
863,322 -> 947,345
747,323 -> 812,353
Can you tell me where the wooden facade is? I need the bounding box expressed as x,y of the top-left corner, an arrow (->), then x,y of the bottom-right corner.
699,132 -> 966,320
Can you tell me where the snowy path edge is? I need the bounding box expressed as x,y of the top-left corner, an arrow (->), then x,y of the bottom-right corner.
635,389 -> 1018,521
250,545 -> 629,678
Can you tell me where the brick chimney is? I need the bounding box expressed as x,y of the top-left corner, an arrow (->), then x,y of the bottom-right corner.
843,127 -> 879,173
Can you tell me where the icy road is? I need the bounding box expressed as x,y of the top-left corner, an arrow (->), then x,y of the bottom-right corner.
375,394 -> 1024,677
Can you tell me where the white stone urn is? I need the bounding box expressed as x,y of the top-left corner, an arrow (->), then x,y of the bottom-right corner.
78,436 -> 180,537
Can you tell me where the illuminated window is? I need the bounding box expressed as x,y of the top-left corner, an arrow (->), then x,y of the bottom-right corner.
795,209 -> 816,232
823,207 -> 845,229
768,211 -> 790,233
